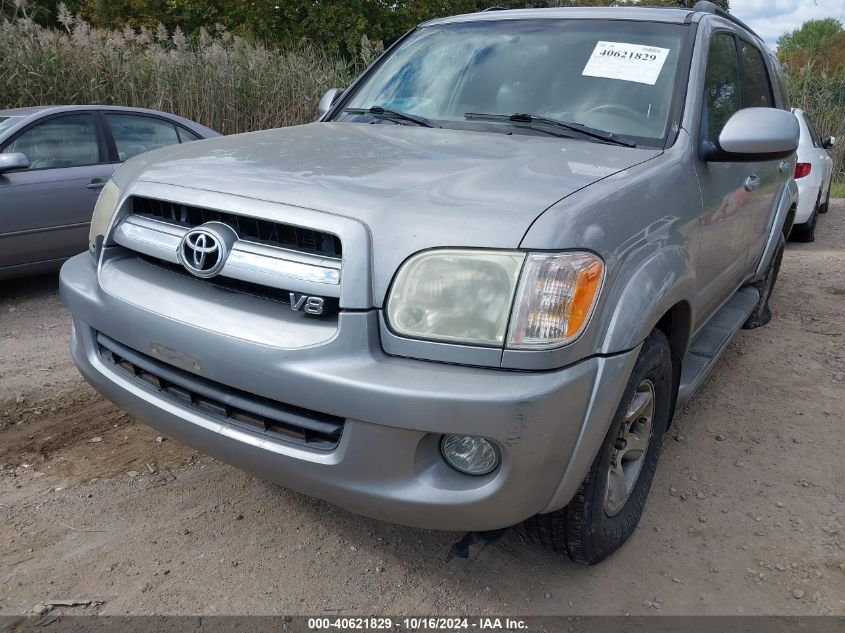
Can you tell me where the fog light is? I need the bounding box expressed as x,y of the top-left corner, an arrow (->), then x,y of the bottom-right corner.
440,435 -> 500,476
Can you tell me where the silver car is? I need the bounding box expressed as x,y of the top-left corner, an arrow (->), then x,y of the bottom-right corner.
61,2 -> 800,564
0,105 -> 218,280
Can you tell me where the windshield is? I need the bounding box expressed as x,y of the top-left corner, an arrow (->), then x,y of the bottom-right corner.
337,19 -> 689,146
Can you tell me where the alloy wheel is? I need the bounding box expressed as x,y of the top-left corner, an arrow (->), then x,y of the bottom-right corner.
604,379 -> 655,517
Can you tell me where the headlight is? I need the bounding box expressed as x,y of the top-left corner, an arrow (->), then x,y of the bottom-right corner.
386,249 -> 525,346
507,252 -> 604,349
88,179 -> 120,256
385,249 -> 603,349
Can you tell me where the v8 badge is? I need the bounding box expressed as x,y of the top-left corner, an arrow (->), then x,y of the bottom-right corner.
289,293 -> 325,315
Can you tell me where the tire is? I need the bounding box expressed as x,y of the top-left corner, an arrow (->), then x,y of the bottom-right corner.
818,187 -> 830,214
524,330 -> 672,565
743,231 -> 785,329
790,196 -> 818,243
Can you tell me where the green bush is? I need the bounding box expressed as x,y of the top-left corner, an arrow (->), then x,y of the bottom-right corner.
786,62 -> 845,184
0,13 -> 360,134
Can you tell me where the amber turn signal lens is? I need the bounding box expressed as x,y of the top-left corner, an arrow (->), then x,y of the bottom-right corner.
507,252 -> 604,349
567,259 -> 604,337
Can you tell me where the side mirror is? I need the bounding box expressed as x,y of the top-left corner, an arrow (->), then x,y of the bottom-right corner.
704,108 -> 800,162
318,88 -> 345,119
0,152 -> 30,174
822,136 -> 836,150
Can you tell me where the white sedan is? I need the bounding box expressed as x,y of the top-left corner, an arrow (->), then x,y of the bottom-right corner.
791,108 -> 835,242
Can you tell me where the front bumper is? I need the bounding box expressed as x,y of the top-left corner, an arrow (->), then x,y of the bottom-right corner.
61,253 -> 638,531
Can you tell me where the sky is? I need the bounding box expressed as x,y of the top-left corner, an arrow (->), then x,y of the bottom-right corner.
730,0 -> 845,48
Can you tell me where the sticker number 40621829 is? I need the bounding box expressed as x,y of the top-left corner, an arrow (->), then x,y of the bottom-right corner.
582,41 -> 671,86
600,49 -> 658,61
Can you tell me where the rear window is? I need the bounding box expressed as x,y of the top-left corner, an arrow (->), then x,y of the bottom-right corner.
804,114 -> 823,147
106,114 -> 182,161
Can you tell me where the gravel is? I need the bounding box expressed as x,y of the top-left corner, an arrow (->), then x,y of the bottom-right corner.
1,201 -> 844,616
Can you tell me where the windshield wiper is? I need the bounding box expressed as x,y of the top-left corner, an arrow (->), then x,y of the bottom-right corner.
464,112 -> 636,148
344,106 -> 435,128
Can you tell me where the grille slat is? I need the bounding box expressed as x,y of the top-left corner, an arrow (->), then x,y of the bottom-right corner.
97,333 -> 343,449
137,254 -> 341,313
132,197 -> 342,259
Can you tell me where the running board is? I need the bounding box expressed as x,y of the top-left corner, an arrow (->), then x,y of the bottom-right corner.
678,286 -> 760,403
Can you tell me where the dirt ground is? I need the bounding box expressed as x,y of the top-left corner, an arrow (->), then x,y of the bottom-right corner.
1,202 -> 843,618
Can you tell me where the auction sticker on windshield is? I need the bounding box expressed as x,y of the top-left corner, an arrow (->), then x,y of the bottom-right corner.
582,41 -> 670,85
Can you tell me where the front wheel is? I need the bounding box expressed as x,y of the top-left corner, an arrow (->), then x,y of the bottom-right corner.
743,231 -> 785,329
524,329 -> 673,564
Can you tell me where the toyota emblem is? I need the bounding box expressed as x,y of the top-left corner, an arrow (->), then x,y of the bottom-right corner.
179,227 -> 227,278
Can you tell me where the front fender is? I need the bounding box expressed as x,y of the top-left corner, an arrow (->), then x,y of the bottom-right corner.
517,132 -> 702,370
598,244 -> 696,356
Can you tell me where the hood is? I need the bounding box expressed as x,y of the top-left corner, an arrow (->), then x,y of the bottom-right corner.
117,122 -> 661,299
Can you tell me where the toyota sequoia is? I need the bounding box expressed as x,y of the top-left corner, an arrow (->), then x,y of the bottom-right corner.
61,1 -> 800,563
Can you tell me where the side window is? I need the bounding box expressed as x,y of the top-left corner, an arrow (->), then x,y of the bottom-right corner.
703,33 -> 742,143
177,127 -> 201,142
3,114 -> 101,170
106,114 -> 181,161
739,41 -> 773,108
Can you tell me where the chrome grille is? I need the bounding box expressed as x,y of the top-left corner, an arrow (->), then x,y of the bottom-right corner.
137,254 -> 340,313
110,198 -> 343,299
133,197 -> 341,258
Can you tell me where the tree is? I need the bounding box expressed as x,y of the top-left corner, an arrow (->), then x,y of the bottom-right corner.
4,0 -> 729,58
828,31 -> 845,72
1,0 -> 81,25
777,18 -> 843,58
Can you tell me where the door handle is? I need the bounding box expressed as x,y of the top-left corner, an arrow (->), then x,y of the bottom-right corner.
744,174 -> 761,192
86,179 -> 105,191
778,160 -> 790,173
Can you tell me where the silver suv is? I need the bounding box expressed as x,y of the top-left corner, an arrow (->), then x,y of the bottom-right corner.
61,1 -> 800,564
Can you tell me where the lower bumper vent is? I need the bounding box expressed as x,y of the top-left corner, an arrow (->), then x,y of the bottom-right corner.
96,333 -> 343,449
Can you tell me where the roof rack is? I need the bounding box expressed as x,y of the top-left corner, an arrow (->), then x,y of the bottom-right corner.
481,6 -> 508,11
692,1 -> 759,39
